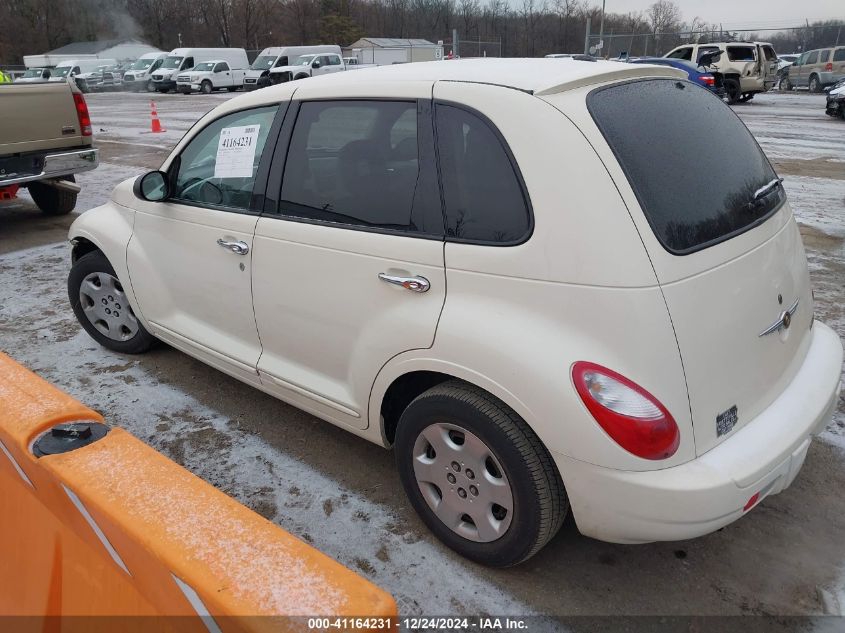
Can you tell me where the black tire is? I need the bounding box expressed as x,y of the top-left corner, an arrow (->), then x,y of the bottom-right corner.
28,176 -> 77,215
782,75 -> 793,91
724,78 -> 742,104
227,86 -> 237,92
201,80 -> 213,94
395,380 -> 568,567
146,80 -> 156,92
809,75 -> 821,93
68,251 -> 157,354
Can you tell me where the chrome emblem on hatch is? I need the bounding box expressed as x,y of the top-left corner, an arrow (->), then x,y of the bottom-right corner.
758,297 -> 799,337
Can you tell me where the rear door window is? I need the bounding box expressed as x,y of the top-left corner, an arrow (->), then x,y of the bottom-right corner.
435,104 -> 531,244
588,79 -> 784,254
806,51 -> 819,65
727,46 -> 755,61
279,100 -> 441,235
696,47 -> 720,63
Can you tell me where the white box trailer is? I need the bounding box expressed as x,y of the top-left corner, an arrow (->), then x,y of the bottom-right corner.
150,48 -> 249,93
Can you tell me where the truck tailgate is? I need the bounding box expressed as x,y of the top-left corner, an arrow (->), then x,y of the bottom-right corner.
0,83 -> 87,155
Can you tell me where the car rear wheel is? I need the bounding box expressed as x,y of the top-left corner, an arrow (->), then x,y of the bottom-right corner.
146,80 -> 156,92
809,75 -> 821,93
782,76 -> 793,91
28,176 -> 77,215
724,78 -> 742,104
394,380 -> 568,567
68,251 -> 157,354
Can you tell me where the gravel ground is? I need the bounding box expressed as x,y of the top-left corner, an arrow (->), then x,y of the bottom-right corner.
0,89 -> 844,624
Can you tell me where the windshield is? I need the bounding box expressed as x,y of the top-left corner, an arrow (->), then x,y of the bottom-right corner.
192,62 -> 215,72
23,68 -> 45,78
251,55 -> 276,70
589,79 -> 783,254
132,58 -> 155,70
53,66 -> 73,77
161,56 -> 183,69
293,55 -> 316,66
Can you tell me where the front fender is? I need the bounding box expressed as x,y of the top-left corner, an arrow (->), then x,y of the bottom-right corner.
68,178 -> 146,327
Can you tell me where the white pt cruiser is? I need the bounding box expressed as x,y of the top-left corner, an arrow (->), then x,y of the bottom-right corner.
68,59 -> 843,567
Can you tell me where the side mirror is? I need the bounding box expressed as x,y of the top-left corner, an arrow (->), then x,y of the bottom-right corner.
312,60 -> 321,68
134,171 -> 169,201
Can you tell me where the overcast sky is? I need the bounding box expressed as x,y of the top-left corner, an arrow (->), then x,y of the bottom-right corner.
600,0 -> 843,29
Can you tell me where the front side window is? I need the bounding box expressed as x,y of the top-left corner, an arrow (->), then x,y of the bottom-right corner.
762,46 -> 777,61
727,46 -> 755,62
214,62 -> 229,72
588,79 -> 784,254
172,106 -> 278,211
275,56 -> 288,67
280,100 -> 436,233
806,51 -> 819,65
182,57 -> 194,70
435,105 -> 530,244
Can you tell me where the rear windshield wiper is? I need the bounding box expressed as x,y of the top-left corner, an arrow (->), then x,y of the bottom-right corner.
753,177 -> 784,201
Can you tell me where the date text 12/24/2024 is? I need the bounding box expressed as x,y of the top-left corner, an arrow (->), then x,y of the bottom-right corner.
307,617 -> 529,631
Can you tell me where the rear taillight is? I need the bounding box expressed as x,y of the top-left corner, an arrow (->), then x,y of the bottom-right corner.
701,74 -> 715,86
572,362 -> 680,460
825,62 -> 833,72
73,92 -> 92,137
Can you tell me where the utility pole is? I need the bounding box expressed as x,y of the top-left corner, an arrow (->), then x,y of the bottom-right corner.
598,0 -> 606,58
584,17 -> 591,55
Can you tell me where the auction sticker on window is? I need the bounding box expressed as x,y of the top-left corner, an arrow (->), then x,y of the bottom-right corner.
214,125 -> 260,178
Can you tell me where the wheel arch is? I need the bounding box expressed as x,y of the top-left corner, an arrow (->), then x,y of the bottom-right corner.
370,357 -> 538,450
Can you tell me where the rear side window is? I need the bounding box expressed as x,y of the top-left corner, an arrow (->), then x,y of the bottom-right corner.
435,105 -> 530,244
588,79 -> 784,254
696,47 -> 719,63
727,46 -> 755,62
835,49 -> 845,62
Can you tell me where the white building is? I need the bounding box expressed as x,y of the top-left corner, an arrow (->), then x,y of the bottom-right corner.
23,39 -> 162,68
345,38 -> 444,65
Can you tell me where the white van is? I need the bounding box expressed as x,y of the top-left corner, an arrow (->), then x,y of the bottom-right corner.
245,45 -> 342,90
151,48 -> 249,93
50,59 -> 116,83
122,52 -> 168,92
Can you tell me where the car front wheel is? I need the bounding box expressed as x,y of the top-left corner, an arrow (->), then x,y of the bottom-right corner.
809,75 -> 821,93
68,251 -> 157,354
395,380 -> 568,567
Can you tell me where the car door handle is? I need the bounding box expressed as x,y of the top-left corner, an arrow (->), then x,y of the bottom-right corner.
378,272 -> 430,293
217,238 -> 249,255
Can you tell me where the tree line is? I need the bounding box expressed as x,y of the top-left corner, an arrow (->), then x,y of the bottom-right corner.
0,0 -> 842,65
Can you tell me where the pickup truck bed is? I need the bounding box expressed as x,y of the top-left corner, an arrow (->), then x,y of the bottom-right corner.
0,82 -> 98,215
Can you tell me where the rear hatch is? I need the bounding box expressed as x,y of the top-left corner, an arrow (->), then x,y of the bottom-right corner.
588,78 -> 813,455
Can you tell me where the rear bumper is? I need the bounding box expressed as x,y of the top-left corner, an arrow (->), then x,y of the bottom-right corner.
0,148 -> 98,188
556,321 -> 842,544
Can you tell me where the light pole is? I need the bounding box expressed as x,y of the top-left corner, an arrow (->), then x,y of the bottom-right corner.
598,0 -> 606,57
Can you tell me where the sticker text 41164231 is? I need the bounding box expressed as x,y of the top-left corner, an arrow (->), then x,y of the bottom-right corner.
214,125 -> 261,179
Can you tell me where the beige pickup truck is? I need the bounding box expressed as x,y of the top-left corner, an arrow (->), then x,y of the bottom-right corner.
0,81 -> 98,214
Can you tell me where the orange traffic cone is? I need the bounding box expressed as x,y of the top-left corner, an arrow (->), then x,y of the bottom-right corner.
149,100 -> 166,133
